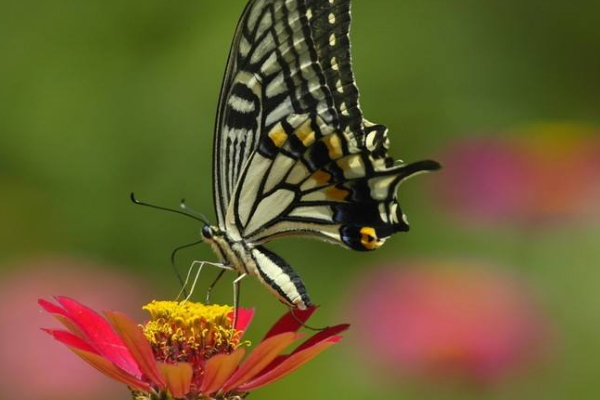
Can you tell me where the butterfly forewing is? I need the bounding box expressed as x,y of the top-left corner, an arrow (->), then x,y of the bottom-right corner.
308,1 -> 364,138
213,0 -> 340,231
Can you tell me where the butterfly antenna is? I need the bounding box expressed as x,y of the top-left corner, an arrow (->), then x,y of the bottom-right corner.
288,307 -> 330,332
130,192 -> 209,224
170,239 -> 204,298
180,198 -> 211,225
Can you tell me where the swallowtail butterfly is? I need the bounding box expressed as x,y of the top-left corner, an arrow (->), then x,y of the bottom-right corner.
200,0 -> 440,310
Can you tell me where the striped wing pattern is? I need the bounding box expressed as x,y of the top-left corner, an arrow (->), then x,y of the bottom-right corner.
213,0 -> 440,250
213,0 -> 338,229
308,0 -> 363,138
229,113 -> 439,251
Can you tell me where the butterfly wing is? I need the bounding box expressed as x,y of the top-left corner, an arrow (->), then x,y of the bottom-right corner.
307,0 -> 363,138
214,0 -> 440,249
231,113 -> 439,250
213,0 -> 340,231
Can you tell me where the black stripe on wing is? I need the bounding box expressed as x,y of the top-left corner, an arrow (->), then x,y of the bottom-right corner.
307,0 -> 364,139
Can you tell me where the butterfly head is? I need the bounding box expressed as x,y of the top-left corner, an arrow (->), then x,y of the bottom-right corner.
201,225 -> 214,240
201,225 -> 223,242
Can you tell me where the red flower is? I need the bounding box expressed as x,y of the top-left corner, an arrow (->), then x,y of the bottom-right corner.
40,298 -> 348,400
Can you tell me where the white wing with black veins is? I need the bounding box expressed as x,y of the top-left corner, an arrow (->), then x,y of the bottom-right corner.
212,0 -> 440,250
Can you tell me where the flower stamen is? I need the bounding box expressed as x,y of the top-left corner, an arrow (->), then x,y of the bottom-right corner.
142,301 -> 241,363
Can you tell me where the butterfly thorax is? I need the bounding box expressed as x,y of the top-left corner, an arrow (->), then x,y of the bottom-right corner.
201,225 -> 311,310
201,225 -> 245,270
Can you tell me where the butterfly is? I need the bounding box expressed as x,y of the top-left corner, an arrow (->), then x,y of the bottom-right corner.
198,0 -> 440,310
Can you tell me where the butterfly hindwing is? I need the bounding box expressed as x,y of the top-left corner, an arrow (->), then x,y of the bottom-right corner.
230,113 -> 439,250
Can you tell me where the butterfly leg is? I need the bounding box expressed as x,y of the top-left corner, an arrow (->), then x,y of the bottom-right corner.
287,306 -> 329,332
205,269 -> 227,304
232,273 -> 247,328
178,260 -> 232,302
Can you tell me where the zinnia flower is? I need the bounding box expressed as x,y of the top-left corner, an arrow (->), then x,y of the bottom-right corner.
40,297 -> 348,400
349,262 -> 548,385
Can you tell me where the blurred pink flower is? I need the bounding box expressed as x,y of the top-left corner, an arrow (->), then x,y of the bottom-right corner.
435,123 -> 600,225
349,262 -> 548,385
0,257 -> 153,400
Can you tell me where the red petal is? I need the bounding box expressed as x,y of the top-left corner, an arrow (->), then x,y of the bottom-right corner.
293,323 -> 350,354
221,332 -> 301,393
39,298 -> 69,317
261,324 -> 350,375
263,307 -> 317,340
157,363 -> 193,399
105,311 -> 166,389
233,308 -> 255,336
69,347 -> 151,393
39,299 -> 85,336
200,348 -> 246,395
42,328 -> 99,354
238,338 -> 342,391
54,297 -> 140,377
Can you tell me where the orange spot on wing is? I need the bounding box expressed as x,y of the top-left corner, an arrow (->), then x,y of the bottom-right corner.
360,227 -> 384,250
312,171 -> 331,186
326,186 -> 349,201
296,120 -> 316,147
322,134 -> 343,159
336,155 -> 366,179
268,124 -> 288,147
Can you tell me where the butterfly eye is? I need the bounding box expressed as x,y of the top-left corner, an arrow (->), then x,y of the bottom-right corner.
201,225 -> 214,240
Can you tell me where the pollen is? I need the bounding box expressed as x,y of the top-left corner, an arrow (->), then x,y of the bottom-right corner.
142,301 -> 241,362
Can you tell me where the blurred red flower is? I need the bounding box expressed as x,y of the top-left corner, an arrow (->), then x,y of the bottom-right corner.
0,258 -> 151,400
40,297 -> 348,400
435,123 -> 600,225
349,262 -> 548,385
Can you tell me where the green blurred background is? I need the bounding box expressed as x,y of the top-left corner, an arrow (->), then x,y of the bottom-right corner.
1,1 -> 600,399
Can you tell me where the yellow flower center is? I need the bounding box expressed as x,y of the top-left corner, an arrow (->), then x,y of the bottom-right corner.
142,301 -> 240,363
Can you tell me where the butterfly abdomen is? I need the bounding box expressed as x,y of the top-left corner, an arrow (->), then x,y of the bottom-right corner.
202,227 -> 311,310
250,245 -> 311,310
